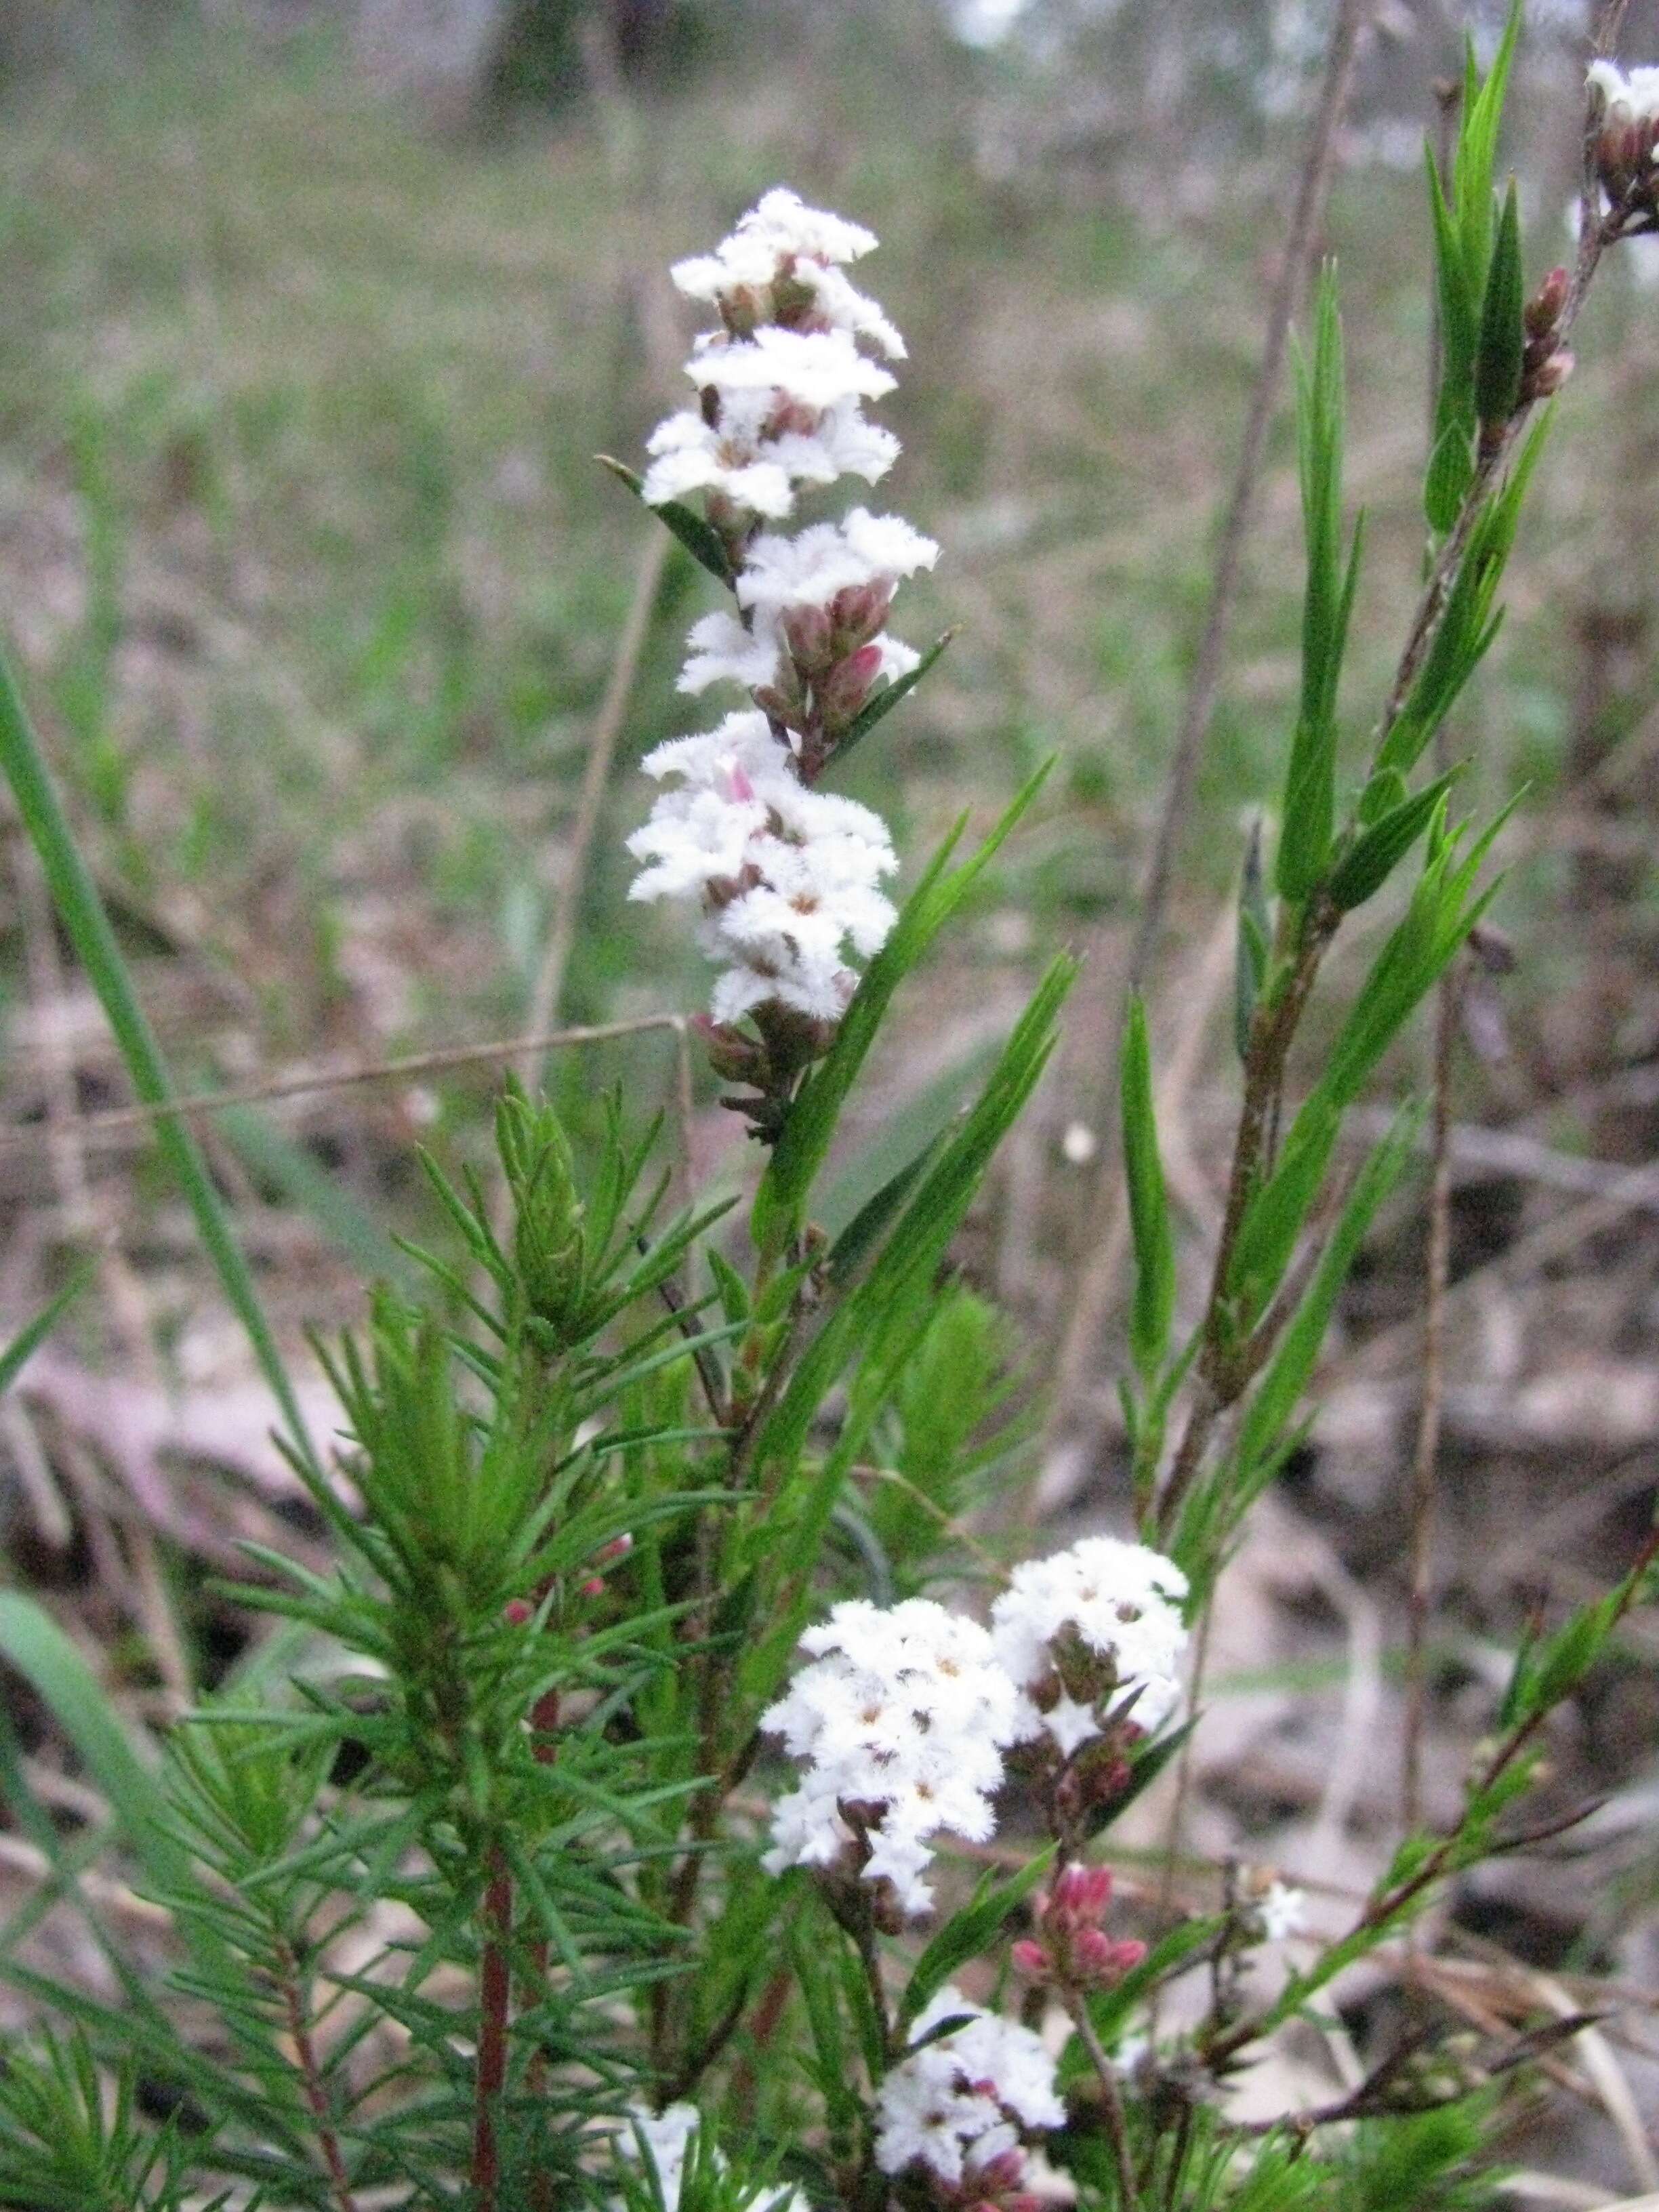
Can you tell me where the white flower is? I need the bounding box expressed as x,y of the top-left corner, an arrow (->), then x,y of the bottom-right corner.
794,260 -> 907,360
991,1536 -> 1189,1751
874,1988 -> 1064,2187
759,1599 -> 1020,1919
612,2103 -> 803,2212
641,404 -> 795,520
677,611 -> 781,696
1257,1881 -> 1307,1942
739,186 -> 880,268
688,326 -> 897,412
671,190 -> 906,361
737,512 -> 939,618
1588,58 -> 1659,125
627,714 -> 898,1025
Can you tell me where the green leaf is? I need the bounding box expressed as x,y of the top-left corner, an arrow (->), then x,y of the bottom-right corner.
1224,1101 -> 1341,1332
899,1847 -> 1054,2028
1120,994 -> 1175,1379
0,1594 -> 186,1904
1475,178 -> 1525,431
596,454 -> 735,587
1234,819 -> 1270,1063
1327,765 -> 1464,912
1424,415 -> 1475,536
0,1266 -> 91,1397
752,760 -> 1053,1259
823,1126 -> 948,1290
1234,1105 -> 1420,1483
830,628 -> 956,770
0,647 -> 321,1481
1278,270 -> 1357,901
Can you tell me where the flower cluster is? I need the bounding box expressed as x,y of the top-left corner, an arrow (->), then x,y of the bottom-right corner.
758,1599 -> 1019,1926
1011,1862 -> 1147,1991
760,1539 -> 1188,1924
628,190 -> 937,1072
644,189 -> 903,530
991,1535 -> 1189,1756
874,1986 -> 1063,2209
1588,60 -> 1659,218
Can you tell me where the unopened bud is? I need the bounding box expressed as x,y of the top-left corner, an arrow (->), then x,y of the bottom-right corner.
829,579 -> 893,651
504,1598 -> 534,1626
819,642 -> 884,726
1524,265 -> 1569,337
781,602 -> 836,672
1529,348 -> 1574,398
693,1013 -> 771,1086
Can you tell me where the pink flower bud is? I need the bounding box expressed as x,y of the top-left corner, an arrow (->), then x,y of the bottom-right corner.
1074,1928 -> 1146,1982
1051,1862 -> 1115,1925
579,1576 -> 605,1598
594,1534 -> 633,1564
830,579 -> 893,650
504,1598 -> 534,1626
781,602 -> 836,673
1010,1938 -> 1049,1978
819,642 -> 885,726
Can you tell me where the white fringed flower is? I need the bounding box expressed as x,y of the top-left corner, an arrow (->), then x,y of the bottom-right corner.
874,1987 -> 1064,2188
991,1536 -> 1189,1751
626,714 -> 897,1025
670,188 -> 906,361
644,190 -> 907,529
630,192 -> 928,1035
758,1600 -> 1019,1920
1588,58 -> 1659,125
687,325 -> 897,411
736,511 -> 940,619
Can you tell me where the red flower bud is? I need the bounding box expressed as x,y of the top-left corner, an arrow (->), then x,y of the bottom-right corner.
503,1598 -> 534,1627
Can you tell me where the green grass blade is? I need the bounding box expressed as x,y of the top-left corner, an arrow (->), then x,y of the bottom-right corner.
0,646 -> 320,1478
0,1264 -> 92,1396
0,1593 -> 186,1902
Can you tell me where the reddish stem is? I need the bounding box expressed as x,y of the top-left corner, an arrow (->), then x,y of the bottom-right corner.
277,1941 -> 359,2212
472,1850 -> 514,2211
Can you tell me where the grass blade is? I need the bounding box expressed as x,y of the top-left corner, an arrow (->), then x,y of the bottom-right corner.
0,646 -> 320,1478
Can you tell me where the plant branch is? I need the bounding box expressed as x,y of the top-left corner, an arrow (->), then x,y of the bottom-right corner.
471,1849 -> 514,2212
1063,1986 -> 1139,2210
276,1936 -> 359,2212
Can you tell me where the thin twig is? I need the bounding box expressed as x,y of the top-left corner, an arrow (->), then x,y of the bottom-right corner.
0,1014 -> 687,1155
1063,1986 -> 1139,2209
277,1936 -> 361,2212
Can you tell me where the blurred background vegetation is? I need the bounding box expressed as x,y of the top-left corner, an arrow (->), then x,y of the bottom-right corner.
5,1 -> 1659,2186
